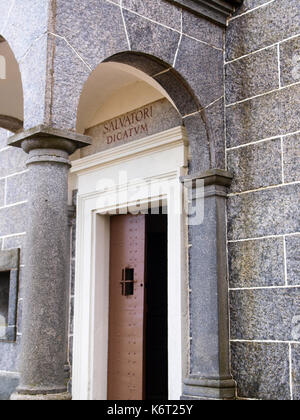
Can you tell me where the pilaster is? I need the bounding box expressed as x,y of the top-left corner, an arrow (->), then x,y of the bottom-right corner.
181,169 -> 236,400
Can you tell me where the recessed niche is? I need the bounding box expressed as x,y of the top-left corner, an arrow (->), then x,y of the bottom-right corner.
0,249 -> 20,342
0,271 -> 10,339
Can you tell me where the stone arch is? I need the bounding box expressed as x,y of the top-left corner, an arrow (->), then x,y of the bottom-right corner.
76,51 -> 225,174
0,35 -> 23,132
71,48 -> 232,400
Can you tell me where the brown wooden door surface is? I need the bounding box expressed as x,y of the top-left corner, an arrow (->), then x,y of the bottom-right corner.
107,214 -> 146,400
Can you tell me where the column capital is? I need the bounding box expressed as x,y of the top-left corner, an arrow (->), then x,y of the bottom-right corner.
8,124 -> 91,155
180,168 -> 233,188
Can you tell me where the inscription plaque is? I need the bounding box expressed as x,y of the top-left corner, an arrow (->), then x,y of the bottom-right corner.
82,99 -> 182,158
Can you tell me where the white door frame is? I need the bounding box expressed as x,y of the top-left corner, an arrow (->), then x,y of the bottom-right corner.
70,126 -> 189,400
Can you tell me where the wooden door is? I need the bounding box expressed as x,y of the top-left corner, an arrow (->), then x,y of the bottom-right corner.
107,214 -> 146,400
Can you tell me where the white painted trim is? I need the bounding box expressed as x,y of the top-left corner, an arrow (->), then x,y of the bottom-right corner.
70,126 -> 188,174
71,128 -> 188,400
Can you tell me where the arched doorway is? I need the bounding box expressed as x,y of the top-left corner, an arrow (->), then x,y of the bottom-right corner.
71,58 -> 191,400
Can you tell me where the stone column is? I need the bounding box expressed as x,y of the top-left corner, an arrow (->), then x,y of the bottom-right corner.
181,169 -> 236,400
8,126 -> 90,400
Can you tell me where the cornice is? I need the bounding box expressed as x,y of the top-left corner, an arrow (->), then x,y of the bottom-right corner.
166,0 -> 243,26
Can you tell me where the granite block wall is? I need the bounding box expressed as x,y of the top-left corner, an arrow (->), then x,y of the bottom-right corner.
0,128 -> 28,399
226,0 -> 300,400
0,0 -> 299,401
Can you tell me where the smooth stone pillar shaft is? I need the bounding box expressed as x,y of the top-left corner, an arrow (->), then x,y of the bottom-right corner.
18,149 -> 70,397
181,169 -> 236,400
8,127 -> 91,400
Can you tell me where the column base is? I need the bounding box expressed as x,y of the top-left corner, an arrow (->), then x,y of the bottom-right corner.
10,392 -> 71,400
182,376 -> 237,400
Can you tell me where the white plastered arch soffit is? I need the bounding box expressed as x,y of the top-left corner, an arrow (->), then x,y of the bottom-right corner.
70,125 -> 189,400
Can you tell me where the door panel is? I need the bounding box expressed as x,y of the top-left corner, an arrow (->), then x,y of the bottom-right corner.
107,214 -> 146,400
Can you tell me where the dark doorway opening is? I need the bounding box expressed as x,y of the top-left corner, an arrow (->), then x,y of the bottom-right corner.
145,212 -> 168,400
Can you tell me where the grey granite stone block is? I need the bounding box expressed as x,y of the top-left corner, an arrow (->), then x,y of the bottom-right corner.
0,0 -> 14,32
0,373 -> 19,400
203,98 -> 226,170
49,34 -> 90,131
286,235 -> 300,286
283,134 -> 300,183
154,70 -> 199,116
108,52 -> 168,78
230,287 -> 300,341
232,0 -> 271,16
0,248 -> 19,271
3,234 -> 26,265
175,35 -> 224,108
0,179 -> 4,208
280,36 -> 300,88
226,0 -> 300,61
227,138 -> 282,193
2,0 -> 48,62
225,46 -> 279,104
0,128 -> 8,149
231,342 -> 290,400
226,84 -> 300,148
20,34 -> 47,130
183,113 -> 212,174
55,0 -> 128,71
123,10 -> 180,66
0,337 -> 20,372
228,237 -> 285,288
182,10 -> 224,50
17,298 -> 22,335
227,184 -> 300,240
0,147 -> 27,179
123,0 -> 181,30
0,203 -> 27,237
6,171 -> 29,205
291,344 -> 300,400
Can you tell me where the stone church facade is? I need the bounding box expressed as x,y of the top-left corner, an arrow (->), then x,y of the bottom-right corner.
0,0 -> 299,400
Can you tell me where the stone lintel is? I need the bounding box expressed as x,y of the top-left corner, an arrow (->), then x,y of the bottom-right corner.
0,249 -> 20,271
180,168 -> 233,188
8,125 -> 92,151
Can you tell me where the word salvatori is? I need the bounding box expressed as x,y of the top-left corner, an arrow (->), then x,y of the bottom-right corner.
103,105 -> 153,145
